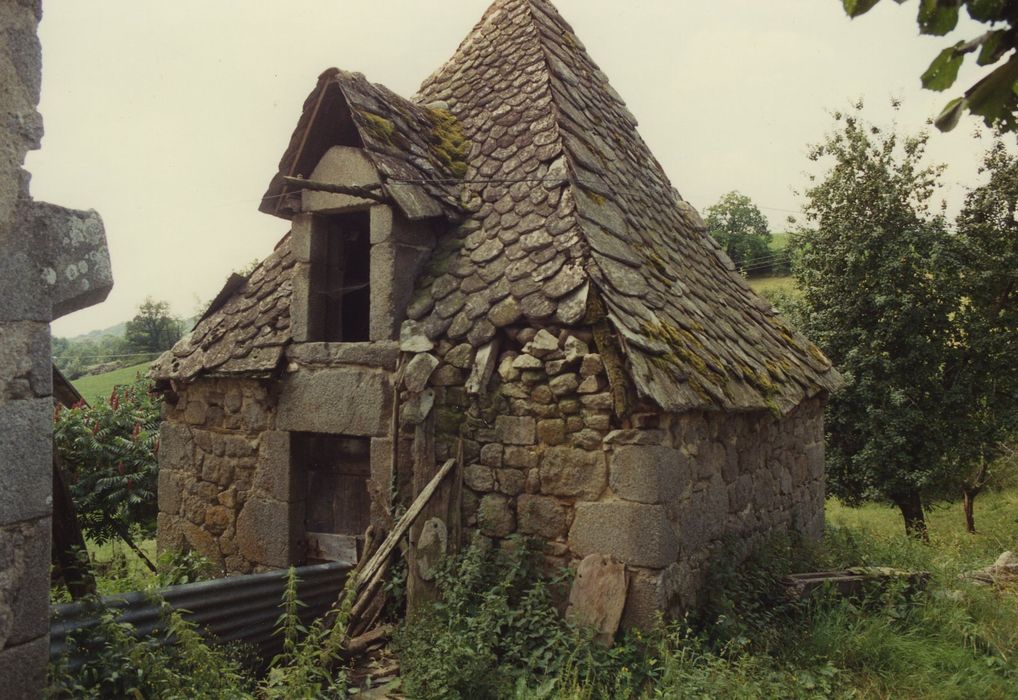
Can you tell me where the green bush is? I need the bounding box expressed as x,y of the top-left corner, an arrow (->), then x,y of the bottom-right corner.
48,567 -> 356,699
395,536 -> 664,699
47,600 -> 254,699
54,379 -> 161,544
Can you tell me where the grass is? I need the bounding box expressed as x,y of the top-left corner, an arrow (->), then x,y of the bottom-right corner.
87,538 -> 158,593
770,231 -> 791,251
71,361 -> 152,403
826,490 -> 1018,575
537,492 -> 1018,699
748,274 -> 797,295
50,493 -> 1018,698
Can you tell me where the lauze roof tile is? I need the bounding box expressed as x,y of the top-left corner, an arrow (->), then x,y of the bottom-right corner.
153,0 -> 841,414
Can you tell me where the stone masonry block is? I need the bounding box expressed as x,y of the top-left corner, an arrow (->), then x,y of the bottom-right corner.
539,446 -> 607,500
0,516 -> 50,647
1,203 -> 111,322
32,204 -> 112,319
0,635 -> 48,700
371,240 -> 433,341
495,415 -> 536,445
235,498 -> 295,569
620,568 -> 665,631
517,494 -> 566,539
290,213 -> 324,264
370,437 -> 393,496
0,321 -> 49,400
157,469 -> 183,515
253,431 -> 294,502
478,493 -> 515,537
303,146 -> 380,213
569,502 -> 679,568
276,366 -> 391,436
609,445 -> 690,505
289,262 -> 314,343
158,422 -> 193,471
370,204 -> 437,247
287,341 -> 400,370
0,398 -> 50,523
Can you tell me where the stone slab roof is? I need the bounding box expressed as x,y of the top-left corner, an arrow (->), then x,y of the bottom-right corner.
156,0 -> 841,414
406,0 -> 841,412
150,237 -> 295,381
259,69 -> 464,223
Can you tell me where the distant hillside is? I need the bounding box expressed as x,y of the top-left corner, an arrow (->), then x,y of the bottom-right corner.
62,321 -> 127,343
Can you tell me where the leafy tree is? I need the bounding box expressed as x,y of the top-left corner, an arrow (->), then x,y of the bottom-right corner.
125,298 -> 183,355
796,103 -> 960,538
841,0 -> 1018,131
54,379 -> 161,569
948,134 -> 1018,531
53,334 -> 132,378
705,191 -> 774,272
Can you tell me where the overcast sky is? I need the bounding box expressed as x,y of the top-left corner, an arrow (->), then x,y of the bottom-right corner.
30,0 -> 990,338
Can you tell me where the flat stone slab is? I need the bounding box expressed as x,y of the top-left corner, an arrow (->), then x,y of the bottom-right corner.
566,554 -> 629,644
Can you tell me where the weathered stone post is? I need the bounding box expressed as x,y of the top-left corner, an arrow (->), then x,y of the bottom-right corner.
0,2 -> 113,696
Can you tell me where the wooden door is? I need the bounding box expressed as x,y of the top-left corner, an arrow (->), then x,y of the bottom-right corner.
292,433 -> 371,565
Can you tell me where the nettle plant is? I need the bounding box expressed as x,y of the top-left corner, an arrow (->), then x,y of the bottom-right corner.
55,380 -> 161,548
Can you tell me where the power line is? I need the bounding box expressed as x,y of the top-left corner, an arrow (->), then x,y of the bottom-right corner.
52,352 -> 159,361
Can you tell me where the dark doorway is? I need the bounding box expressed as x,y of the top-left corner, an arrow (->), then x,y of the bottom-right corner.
291,433 -> 371,564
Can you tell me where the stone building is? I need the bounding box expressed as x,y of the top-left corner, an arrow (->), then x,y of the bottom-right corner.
152,0 -> 840,627
0,1 -> 113,695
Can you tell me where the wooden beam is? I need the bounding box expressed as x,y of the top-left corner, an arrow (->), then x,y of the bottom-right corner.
354,457 -> 456,594
281,175 -> 385,202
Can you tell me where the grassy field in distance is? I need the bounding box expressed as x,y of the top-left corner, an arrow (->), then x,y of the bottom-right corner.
71,361 -> 152,403
748,275 -> 796,295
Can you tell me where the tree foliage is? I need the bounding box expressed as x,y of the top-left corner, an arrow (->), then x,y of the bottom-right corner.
795,103 -> 961,536
125,298 -> 183,355
54,380 -> 161,544
52,334 -> 131,379
705,191 -> 774,271
948,134 -> 1018,528
842,0 -> 1018,131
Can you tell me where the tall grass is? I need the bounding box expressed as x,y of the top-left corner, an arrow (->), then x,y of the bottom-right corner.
406,493 -> 1018,699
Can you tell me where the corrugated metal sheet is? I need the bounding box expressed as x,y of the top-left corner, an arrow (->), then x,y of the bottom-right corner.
50,561 -> 351,666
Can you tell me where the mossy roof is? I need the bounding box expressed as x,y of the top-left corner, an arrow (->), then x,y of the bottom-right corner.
157,0 -> 842,413
259,69 -> 465,223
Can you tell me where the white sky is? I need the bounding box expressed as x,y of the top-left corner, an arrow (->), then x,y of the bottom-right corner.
30,0 -> 991,338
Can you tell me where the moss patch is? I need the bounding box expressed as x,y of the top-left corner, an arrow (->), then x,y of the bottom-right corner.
356,110 -> 396,147
427,108 -> 470,179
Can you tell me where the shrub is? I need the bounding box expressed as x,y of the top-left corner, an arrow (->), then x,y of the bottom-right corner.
54,379 -> 161,544
47,599 -> 254,699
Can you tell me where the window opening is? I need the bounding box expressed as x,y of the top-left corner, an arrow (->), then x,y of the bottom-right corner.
310,211 -> 370,342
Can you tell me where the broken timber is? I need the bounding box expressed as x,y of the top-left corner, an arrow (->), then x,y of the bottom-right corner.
281,175 -> 386,202
353,458 -> 456,594
338,459 -> 456,639
783,568 -> 930,600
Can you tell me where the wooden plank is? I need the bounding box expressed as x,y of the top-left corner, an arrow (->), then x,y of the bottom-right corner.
354,457 -> 456,594
306,532 -> 358,565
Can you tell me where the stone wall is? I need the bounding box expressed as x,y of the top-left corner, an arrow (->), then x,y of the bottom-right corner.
597,397 -> 825,627
157,378 -> 279,574
1,2 -> 112,696
421,325 -> 825,629
157,342 -> 400,574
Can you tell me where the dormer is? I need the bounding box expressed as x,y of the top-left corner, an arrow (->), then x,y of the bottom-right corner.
260,70 -> 466,344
